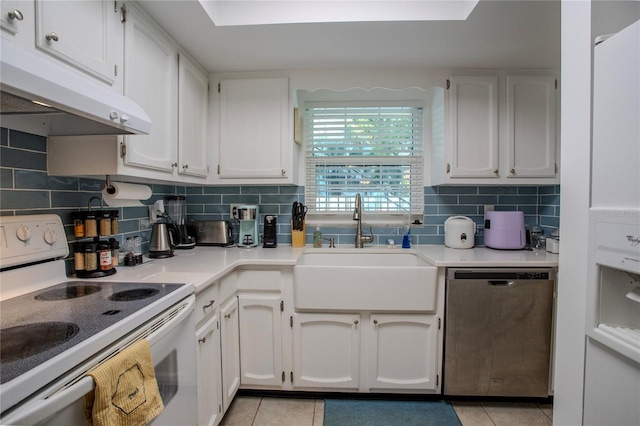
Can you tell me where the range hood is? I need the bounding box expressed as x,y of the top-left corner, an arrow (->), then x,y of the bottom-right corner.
0,40 -> 151,137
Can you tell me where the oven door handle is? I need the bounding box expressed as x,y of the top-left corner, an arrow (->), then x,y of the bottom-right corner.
0,296 -> 195,426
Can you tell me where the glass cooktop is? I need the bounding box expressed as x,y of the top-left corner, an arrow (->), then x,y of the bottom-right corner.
0,281 -> 183,384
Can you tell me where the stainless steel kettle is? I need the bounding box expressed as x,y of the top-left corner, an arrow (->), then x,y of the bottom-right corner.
149,222 -> 177,258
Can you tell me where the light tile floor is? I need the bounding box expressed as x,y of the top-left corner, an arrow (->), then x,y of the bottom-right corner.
221,396 -> 553,426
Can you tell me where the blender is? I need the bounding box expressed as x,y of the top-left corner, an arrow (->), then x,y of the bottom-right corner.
164,195 -> 196,249
237,205 -> 259,248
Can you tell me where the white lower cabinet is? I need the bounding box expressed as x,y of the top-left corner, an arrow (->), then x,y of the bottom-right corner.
238,296 -> 283,387
292,313 -> 361,390
220,297 -> 240,412
196,313 -> 223,426
291,313 -> 441,393
369,314 -> 440,392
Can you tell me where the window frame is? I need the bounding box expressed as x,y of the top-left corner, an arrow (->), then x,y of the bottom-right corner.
303,100 -> 426,226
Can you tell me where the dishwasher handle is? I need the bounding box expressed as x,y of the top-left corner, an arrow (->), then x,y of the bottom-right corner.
488,280 -> 515,286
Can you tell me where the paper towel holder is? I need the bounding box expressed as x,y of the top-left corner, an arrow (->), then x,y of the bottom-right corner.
102,175 -> 116,195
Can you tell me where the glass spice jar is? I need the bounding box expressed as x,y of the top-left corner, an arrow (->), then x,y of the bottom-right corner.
133,236 -> 143,265
110,210 -> 119,234
73,212 -> 85,238
84,212 -> 98,237
98,241 -> 112,271
84,243 -> 98,271
109,238 -> 120,267
99,211 -> 112,236
74,242 -> 85,272
124,237 -> 135,266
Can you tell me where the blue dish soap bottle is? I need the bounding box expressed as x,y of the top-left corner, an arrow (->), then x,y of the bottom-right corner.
402,225 -> 411,248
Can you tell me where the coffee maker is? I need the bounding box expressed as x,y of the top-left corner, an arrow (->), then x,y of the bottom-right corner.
164,195 -> 196,249
237,205 -> 259,248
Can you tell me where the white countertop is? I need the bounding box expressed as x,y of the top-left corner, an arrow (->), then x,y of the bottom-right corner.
102,244 -> 558,293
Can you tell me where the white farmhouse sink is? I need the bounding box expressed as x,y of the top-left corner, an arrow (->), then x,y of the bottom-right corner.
293,249 -> 438,312
296,251 -> 431,267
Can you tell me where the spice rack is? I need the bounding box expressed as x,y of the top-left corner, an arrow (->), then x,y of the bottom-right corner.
72,197 -> 119,278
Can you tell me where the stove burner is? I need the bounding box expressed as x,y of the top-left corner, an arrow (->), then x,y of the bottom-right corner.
35,285 -> 101,301
108,288 -> 160,301
0,322 -> 80,363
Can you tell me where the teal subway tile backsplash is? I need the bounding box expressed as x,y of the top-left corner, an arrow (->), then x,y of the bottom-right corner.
0,127 -> 560,252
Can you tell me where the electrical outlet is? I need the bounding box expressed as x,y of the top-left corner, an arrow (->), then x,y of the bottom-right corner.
230,204 -> 240,219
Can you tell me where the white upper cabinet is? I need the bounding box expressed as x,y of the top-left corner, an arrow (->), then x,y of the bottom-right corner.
178,54 -> 209,178
447,76 -> 500,179
217,77 -> 294,183
506,75 -> 557,178
47,3 -> 210,184
432,74 -> 559,185
1,0 -> 33,45
34,0 -> 122,87
122,2 -> 177,174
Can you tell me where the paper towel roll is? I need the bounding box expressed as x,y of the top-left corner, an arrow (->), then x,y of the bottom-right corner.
102,182 -> 152,207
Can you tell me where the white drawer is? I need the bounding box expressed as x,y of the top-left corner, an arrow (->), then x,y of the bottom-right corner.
196,283 -> 219,326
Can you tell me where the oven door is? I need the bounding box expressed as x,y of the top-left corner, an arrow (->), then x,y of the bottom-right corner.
0,296 -> 197,426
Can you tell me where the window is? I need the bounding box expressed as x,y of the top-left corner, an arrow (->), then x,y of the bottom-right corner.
304,102 -> 424,224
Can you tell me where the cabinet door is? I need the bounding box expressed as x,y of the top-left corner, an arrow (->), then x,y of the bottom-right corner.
123,3 -> 177,173
1,0 -> 32,43
220,297 -> 240,412
506,76 -> 557,178
219,78 -> 289,179
448,76 -> 499,178
196,313 -> 223,426
35,0 -> 120,85
238,296 -> 283,387
178,53 -> 209,178
292,313 -> 360,389
369,314 -> 439,391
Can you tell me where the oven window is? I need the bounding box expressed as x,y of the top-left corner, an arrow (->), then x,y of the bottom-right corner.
155,350 -> 178,405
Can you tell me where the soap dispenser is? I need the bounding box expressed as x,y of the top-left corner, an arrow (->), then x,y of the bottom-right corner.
313,226 -> 323,248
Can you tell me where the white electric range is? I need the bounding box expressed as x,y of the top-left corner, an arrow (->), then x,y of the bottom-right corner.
0,214 -> 196,425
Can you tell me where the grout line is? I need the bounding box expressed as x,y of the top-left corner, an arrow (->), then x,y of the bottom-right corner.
479,402 -> 498,426
251,397 -> 263,426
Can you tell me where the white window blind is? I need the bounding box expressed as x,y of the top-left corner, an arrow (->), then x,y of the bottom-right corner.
304,104 -> 424,220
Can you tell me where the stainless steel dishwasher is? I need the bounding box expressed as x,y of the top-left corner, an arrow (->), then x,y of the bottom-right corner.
444,268 -> 555,397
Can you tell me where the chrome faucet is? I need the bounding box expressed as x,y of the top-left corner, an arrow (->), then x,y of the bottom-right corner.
353,193 -> 373,248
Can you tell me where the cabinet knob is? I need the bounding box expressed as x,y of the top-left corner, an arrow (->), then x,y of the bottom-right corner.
354,320 -> 359,325
183,164 -> 189,170
373,319 -> 378,325
8,9 -> 23,20
224,313 -> 231,319
198,337 -> 206,344
493,169 -> 499,175
45,32 -> 59,42
202,300 -> 214,309
446,163 -> 451,174
510,168 -> 516,174
171,162 -> 178,168
281,169 -> 286,176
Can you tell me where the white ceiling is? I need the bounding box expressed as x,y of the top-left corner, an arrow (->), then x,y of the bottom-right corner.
137,0 -> 561,73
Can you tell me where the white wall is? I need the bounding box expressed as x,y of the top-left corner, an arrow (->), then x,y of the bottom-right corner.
554,2 -> 592,425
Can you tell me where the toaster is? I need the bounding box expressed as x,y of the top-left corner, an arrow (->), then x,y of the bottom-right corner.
187,220 -> 233,246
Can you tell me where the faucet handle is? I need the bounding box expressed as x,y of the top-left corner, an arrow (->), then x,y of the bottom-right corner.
362,226 -> 374,244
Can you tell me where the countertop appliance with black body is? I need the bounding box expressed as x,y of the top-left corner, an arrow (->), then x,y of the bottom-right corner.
444,268 -> 555,397
0,214 -> 197,425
